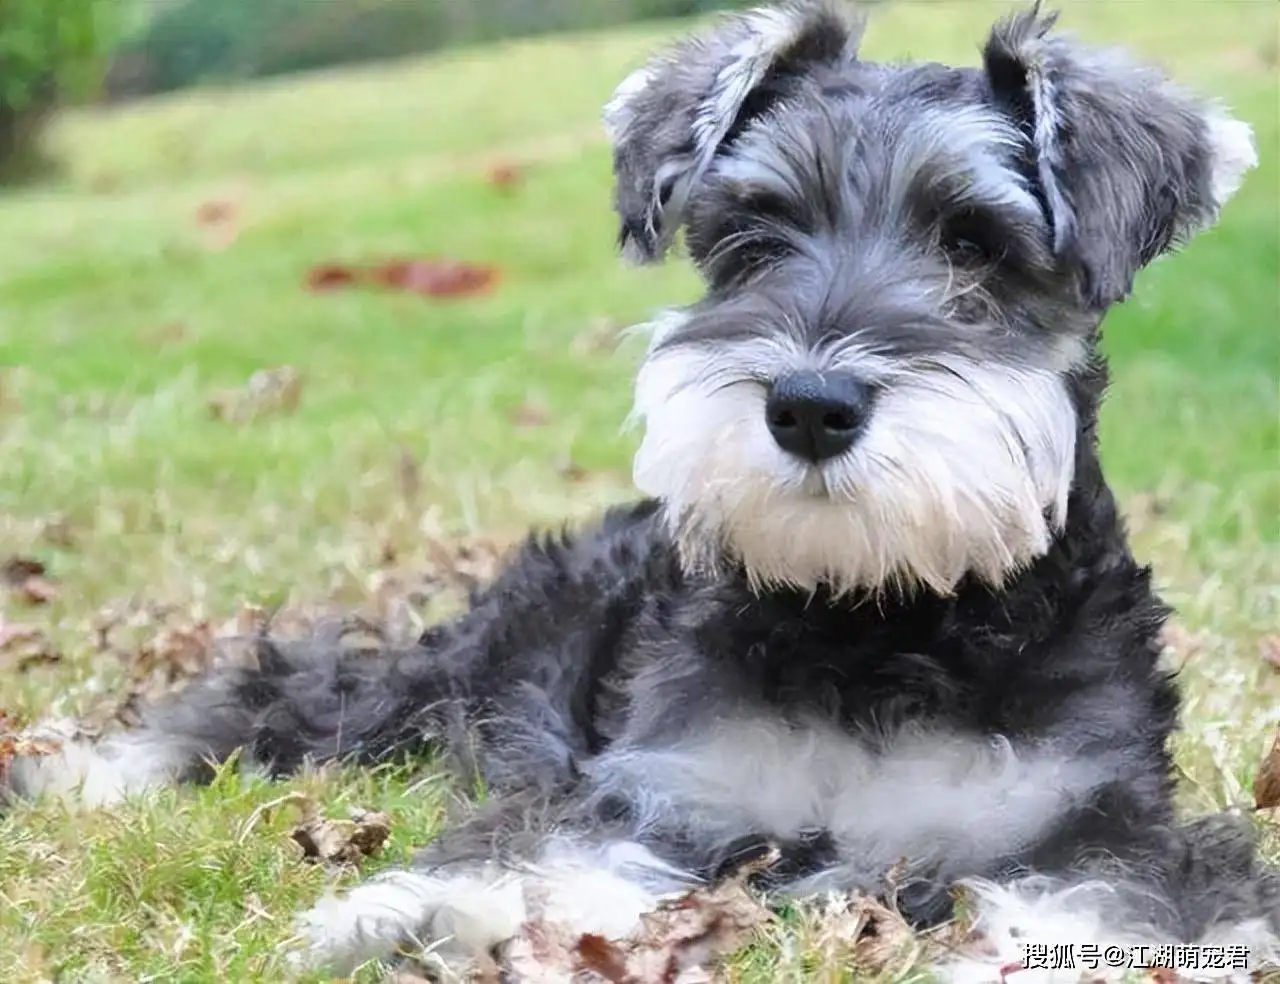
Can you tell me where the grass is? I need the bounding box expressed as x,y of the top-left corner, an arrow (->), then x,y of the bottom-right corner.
0,1 -> 1277,981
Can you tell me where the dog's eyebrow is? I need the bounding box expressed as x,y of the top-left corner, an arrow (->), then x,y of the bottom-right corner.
888,104 -> 1043,219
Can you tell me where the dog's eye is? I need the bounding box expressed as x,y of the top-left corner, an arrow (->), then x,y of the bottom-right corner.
939,210 -> 1000,262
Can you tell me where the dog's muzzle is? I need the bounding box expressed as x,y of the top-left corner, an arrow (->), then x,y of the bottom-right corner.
765,370 -> 874,463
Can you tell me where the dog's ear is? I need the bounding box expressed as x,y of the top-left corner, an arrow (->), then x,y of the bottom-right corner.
604,1 -> 860,263
983,6 -> 1257,309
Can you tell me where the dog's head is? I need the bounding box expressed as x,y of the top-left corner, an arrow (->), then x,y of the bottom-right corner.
606,1 -> 1256,596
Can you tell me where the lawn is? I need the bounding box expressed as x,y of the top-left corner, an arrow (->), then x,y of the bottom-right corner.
0,1 -> 1277,981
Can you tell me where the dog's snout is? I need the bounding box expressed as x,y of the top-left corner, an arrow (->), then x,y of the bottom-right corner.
766,371 -> 872,463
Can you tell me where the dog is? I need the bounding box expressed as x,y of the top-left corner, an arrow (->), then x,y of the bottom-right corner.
6,2 -> 1276,981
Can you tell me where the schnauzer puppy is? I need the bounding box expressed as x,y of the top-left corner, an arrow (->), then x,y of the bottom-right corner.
8,2 -> 1276,980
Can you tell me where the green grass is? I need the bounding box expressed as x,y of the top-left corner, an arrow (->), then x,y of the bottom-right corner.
1,2 -> 1277,981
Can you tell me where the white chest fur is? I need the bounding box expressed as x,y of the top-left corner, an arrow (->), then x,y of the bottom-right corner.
588,716 -> 1118,879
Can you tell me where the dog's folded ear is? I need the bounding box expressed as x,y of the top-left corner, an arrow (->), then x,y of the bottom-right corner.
983,5 -> 1258,310
604,1 -> 860,264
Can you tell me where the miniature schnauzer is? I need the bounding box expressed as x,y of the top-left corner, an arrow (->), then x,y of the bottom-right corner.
8,2 -> 1276,981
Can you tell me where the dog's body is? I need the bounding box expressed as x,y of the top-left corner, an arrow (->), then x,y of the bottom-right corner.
7,2 -> 1277,980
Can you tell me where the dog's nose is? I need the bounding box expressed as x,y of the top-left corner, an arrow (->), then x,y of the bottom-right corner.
766,371 -> 872,463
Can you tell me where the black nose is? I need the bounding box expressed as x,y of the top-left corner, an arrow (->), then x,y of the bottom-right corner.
766,371 -> 872,463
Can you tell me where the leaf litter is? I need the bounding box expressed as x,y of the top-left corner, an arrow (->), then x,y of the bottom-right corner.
0,709 -> 65,787
289,798 -> 391,868
304,256 -> 500,299
1254,730 -> 1280,811
1,555 -> 59,605
0,618 -> 61,672
468,848 -> 1014,984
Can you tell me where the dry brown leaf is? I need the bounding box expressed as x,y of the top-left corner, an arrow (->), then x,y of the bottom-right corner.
422,536 -> 504,593
291,802 -> 391,867
16,575 -> 59,605
487,160 -> 525,192
1,556 -> 59,605
1159,619 -> 1205,668
0,620 -> 61,672
306,262 -> 360,290
1260,635 -> 1280,672
371,257 -> 501,298
208,366 -> 302,423
195,199 -> 240,251
835,895 -> 920,977
0,620 -> 43,650
1254,730 -> 1280,811
556,457 -> 591,483
195,200 -> 236,226
2,556 -> 45,585
0,711 -> 64,785
509,401 -> 552,429
111,618 -> 219,727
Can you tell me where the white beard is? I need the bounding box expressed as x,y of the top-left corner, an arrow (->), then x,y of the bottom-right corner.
629,320 -> 1078,596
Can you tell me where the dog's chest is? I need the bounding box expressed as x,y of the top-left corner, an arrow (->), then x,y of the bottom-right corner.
593,716 -> 1109,870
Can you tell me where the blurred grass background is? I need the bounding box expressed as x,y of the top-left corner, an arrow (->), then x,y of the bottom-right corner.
0,1 -> 1277,981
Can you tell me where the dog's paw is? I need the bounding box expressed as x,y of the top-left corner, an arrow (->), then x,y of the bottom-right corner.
289,868 -> 525,977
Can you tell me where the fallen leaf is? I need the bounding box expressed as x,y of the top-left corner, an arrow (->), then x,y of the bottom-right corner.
819,894 -> 920,977
194,200 -> 240,251
370,257 -> 500,298
509,401 -> 552,429
422,536 -> 504,593
2,556 -> 59,605
111,617 -> 220,727
305,256 -> 500,299
291,802 -> 391,867
1254,731 -> 1280,811
1260,635 -> 1280,672
0,621 -> 43,650
208,366 -> 302,423
1159,619 -> 1204,669
0,711 -> 64,786
195,200 -> 236,226
2,556 -> 46,584
0,620 -> 61,672
556,457 -> 590,482
573,933 -> 631,980
305,263 -> 359,291
486,160 -> 524,191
